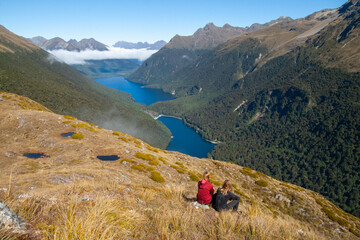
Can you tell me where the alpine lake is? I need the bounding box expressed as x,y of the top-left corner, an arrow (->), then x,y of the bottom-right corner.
95,76 -> 215,158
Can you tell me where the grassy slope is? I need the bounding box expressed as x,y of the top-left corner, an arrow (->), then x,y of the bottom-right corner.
0,93 -> 359,239
0,26 -> 171,148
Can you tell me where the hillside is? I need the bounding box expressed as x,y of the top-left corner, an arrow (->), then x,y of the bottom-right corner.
146,0 -> 360,218
1,92 -> 360,239
127,17 -> 292,88
0,25 -> 171,148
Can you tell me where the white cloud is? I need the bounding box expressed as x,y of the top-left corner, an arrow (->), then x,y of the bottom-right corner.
48,47 -> 157,64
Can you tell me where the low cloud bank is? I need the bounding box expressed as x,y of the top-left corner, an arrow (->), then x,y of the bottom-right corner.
48,47 -> 157,64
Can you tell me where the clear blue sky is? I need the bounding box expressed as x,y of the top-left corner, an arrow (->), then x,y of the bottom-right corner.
0,0 -> 347,45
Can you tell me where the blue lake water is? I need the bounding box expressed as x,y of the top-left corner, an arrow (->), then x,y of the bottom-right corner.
95,76 -> 174,105
157,116 -> 215,158
61,132 -> 75,137
24,153 -> 49,159
94,76 -> 215,158
97,155 -> 120,161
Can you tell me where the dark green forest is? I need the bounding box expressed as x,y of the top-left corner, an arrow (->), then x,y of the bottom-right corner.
180,51 -> 360,217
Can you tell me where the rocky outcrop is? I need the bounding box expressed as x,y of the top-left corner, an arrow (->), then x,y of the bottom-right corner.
0,201 -> 27,234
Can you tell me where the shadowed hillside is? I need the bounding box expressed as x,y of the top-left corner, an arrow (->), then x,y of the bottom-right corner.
0,25 -> 171,148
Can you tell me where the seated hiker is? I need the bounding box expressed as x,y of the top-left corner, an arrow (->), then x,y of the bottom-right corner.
197,171 -> 214,205
214,180 -> 240,212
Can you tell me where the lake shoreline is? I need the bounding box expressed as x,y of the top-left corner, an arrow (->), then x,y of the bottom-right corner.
154,114 -> 182,120
155,115 -> 220,145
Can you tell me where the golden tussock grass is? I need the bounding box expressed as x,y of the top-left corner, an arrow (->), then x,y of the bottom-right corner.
0,94 -> 358,239
0,178 -> 340,240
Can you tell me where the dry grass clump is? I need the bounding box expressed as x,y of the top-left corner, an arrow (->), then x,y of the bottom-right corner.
150,171 -> 165,183
240,167 -> 260,178
130,163 -> 149,172
188,171 -> 201,182
135,152 -> 157,161
64,115 -> 76,120
255,180 -> 269,187
170,161 -> 188,174
134,152 -> 162,166
148,159 -> 160,166
71,123 -> 97,132
112,131 -> 121,136
71,133 -> 84,140
158,157 -> 168,164
170,164 -> 186,174
146,145 -> 160,153
119,136 -> 129,142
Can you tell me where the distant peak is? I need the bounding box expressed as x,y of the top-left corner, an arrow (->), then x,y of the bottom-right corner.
204,22 -> 217,30
223,23 -> 232,28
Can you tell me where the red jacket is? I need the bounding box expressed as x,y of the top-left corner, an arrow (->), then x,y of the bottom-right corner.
197,179 -> 214,204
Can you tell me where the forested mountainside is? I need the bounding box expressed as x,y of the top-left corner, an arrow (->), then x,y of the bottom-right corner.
143,0 -> 360,217
0,25 -> 171,148
127,17 -> 292,88
1,92 -> 359,239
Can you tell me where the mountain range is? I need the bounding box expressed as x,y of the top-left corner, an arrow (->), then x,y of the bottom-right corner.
28,36 -> 167,51
127,17 -> 292,87
27,37 -> 166,78
27,36 -> 109,51
129,0 -> 360,218
113,40 -> 167,50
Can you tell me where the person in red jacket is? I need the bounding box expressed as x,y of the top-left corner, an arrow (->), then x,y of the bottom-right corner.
197,171 -> 214,205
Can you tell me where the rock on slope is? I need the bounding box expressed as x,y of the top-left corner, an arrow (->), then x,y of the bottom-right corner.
0,92 -> 359,239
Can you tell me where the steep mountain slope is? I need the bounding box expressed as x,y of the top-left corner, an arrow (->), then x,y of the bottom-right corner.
142,9 -> 338,97
0,92 -> 359,239
149,0 -> 360,217
27,36 -> 108,51
0,25 -> 170,148
128,17 -> 292,88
